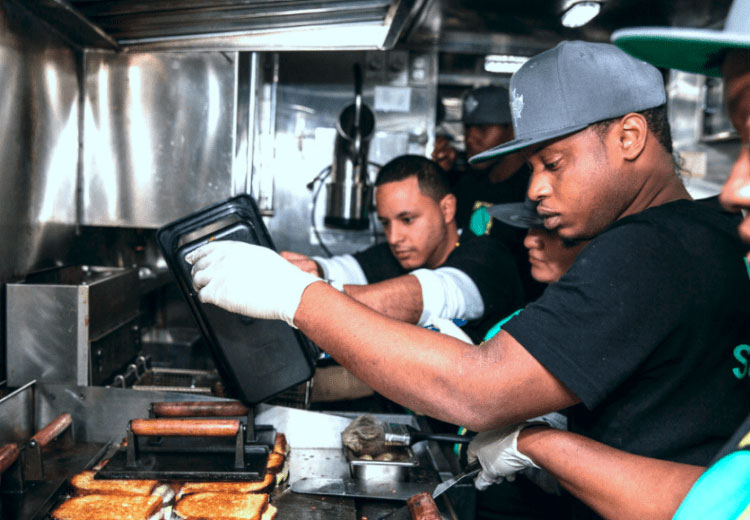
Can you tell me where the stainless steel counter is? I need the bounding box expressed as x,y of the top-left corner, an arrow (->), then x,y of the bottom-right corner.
0,383 -> 471,519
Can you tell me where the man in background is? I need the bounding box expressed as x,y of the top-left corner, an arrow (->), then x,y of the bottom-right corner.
432,85 -> 530,231
282,154 -> 524,344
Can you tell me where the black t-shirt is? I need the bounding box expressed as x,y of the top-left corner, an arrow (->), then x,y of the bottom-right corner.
453,164 -> 531,232
352,235 -> 525,343
352,242 -> 406,284
504,198 -> 750,470
453,165 -> 545,304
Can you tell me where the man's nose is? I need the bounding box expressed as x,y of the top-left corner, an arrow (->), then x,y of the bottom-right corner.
527,171 -> 552,202
524,229 -> 544,250
387,223 -> 404,245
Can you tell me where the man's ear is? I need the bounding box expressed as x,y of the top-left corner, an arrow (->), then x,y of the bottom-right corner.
439,193 -> 457,223
618,112 -> 648,161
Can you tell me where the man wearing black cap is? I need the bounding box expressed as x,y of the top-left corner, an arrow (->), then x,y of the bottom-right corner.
186,41 -> 750,519
432,86 -> 531,232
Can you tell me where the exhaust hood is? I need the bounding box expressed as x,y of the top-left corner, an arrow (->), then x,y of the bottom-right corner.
21,0 -> 430,52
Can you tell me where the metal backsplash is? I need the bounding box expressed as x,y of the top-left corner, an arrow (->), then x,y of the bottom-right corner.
0,0 -> 82,382
81,51 -> 238,228
262,50 -> 439,255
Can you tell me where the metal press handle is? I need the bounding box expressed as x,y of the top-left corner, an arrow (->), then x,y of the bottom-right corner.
130,419 -> 240,437
0,443 -> 20,474
31,413 -> 72,448
151,401 -> 249,418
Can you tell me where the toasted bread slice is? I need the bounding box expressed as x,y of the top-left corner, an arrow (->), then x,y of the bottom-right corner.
51,494 -> 162,520
260,503 -> 277,520
175,492 -> 268,520
71,470 -> 159,496
265,452 -> 284,474
178,473 -> 275,496
272,433 -> 288,456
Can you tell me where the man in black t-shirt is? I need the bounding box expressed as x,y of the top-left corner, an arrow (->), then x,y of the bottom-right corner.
432,86 -> 531,231
432,86 -> 544,303
187,41 -> 750,519
282,155 -> 524,343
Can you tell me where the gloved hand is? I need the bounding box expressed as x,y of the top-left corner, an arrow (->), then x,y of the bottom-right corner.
467,424 -> 538,490
186,241 -> 322,328
280,251 -> 323,277
467,413 -> 566,491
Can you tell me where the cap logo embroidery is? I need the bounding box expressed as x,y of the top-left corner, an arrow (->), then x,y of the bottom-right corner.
511,88 -> 524,122
464,95 -> 479,114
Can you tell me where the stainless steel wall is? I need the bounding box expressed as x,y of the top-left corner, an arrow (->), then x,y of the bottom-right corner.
667,70 -> 739,199
262,50 -> 439,255
81,51 -> 238,227
0,0 -> 82,382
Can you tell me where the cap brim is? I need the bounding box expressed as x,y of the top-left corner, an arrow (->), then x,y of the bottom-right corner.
487,202 -> 544,229
612,27 -> 750,77
468,123 -> 589,164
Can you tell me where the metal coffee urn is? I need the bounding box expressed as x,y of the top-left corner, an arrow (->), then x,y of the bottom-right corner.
325,64 -> 376,230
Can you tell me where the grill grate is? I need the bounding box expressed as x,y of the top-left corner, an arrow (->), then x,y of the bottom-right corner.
132,368 -> 218,394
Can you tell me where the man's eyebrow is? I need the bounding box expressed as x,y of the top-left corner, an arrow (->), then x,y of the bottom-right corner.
395,211 -> 414,219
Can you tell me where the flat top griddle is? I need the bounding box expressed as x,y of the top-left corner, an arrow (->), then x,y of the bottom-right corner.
156,195 -> 318,405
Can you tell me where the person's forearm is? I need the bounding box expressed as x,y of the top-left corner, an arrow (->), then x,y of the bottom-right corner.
294,282 -> 578,430
518,427 -> 705,520
343,275 -> 423,323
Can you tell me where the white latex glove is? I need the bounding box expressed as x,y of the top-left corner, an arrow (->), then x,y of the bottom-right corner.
467,413 -> 566,491
467,424 -> 537,490
423,317 -> 474,344
186,241 -> 321,328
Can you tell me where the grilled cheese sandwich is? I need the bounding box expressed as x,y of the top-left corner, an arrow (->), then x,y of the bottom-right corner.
178,472 -> 275,496
51,494 -> 162,520
71,470 -> 159,496
174,492 -> 269,520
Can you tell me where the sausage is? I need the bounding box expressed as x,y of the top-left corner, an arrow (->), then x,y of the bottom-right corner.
130,419 -> 240,437
151,401 -> 249,418
31,413 -> 72,447
407,492 -> 442,520
0,443 -> 20,474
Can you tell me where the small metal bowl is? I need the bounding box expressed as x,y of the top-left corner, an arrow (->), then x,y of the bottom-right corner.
346,448 -> 419,483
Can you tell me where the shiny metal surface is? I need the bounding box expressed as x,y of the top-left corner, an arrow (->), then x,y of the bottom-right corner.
348,448 -> 419,482
263,50 -> 438,254
667,69 -> 737,194
22,0 -> 427,51
0,382 -> 35,443
326,101 -> 376,229
34,384 -> 240,443
0,1 -> 79,283
6,267 -> 139,387
0,0 -> 82,382
81,51 -> 237,227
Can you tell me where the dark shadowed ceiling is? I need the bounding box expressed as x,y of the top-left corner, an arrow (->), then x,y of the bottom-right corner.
436,0 -> 734,55
17,0 -> 736,54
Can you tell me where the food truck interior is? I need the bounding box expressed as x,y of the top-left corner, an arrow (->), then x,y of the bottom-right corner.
0,0 -> 744,518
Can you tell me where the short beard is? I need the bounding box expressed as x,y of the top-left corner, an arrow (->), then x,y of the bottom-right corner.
561,236 -> 585,248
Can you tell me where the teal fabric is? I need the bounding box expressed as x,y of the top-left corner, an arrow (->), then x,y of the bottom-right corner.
673,450 -> 750,520
744,257 -> 750,281
469,206 -> 491,237
483,309 -> 524,342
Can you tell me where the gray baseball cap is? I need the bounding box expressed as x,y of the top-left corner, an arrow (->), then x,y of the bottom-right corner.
469,41 -> 667,164
462,86 -> 512,126
487,198 -> 544,229
612,0 -> 750,77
